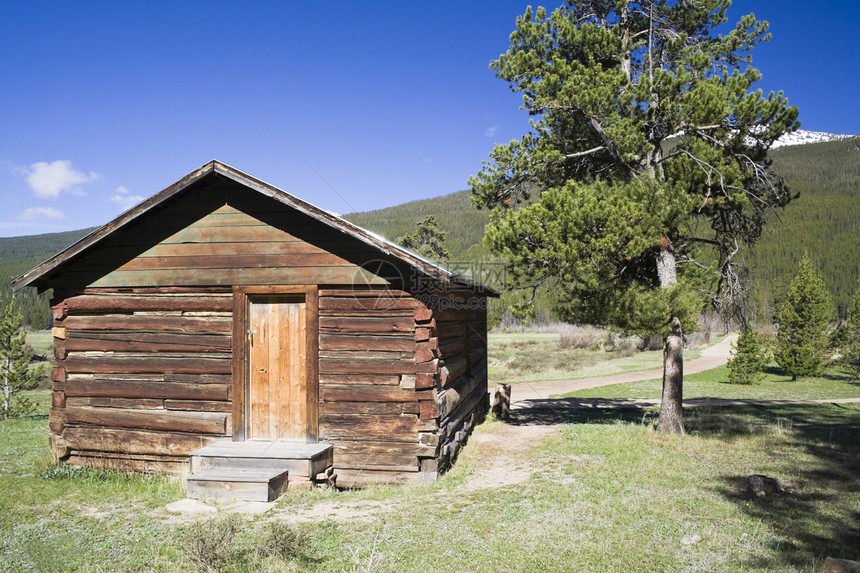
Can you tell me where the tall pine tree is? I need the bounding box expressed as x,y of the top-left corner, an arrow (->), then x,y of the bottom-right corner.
471,0 -> 798,433
774,254 -> 834,380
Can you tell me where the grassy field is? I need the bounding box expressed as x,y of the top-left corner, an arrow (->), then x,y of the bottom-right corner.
3,332 -> 857,570
562,363 -> 860,401
2,389 -> 858,571
488,331 -> 711,385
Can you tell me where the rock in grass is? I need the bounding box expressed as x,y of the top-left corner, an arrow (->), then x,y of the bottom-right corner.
747,474 -> 785,497
823,557 -> 860,573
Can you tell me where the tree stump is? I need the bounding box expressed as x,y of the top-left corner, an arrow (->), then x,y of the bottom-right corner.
491,383 -> 511,421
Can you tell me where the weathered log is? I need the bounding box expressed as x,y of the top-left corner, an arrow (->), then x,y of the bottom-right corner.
62,406 -> 227,434
64,379 -> 229,401
419,400 -> 439,420
321,402 -> 412,416
64,333 -> 231,353
319,288 -> 411,298
319,358 -> 416,375
413,307 -> 433,322
439,383 -> 489,442
64,452 -> 190,474
320,349 -> 413,361
63,314 -> 231,333
319,373 -> 401,385
332,469 -> 423,488
320,414 -> 430,440
439,356 -> 469,387
319,334 -> 413,352
63,354 -> 232,375
334,452 -> 419,469
320,297 -> 417,311
64,294 -> 232,313
414,373 -> 436,390
67,397 -> 164,409
61,426 -> 217,455
319,316 -> 414,335
438,340 -> 465,360
51,391 -> 66,408
437,366 -> 487,421
415,347 -> 435,363
320,384 -> 433,403
163,400 -> 231,412
414,359 -> 439,374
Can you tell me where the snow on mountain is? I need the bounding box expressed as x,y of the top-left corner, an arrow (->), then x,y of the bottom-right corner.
770,129 -> 856,149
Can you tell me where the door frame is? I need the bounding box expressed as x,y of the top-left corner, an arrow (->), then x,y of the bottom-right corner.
232,285 -> 319,442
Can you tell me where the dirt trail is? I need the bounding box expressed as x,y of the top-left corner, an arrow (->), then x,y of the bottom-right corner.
510,334 -> 738,403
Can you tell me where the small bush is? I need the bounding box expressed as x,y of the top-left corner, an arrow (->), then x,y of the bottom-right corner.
558,325 -> 606,349
256,521 -> 314,562
727,326 -> 770,385
185,515 -> 244,573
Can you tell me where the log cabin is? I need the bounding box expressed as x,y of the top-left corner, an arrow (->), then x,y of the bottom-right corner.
12,160 -> 495,497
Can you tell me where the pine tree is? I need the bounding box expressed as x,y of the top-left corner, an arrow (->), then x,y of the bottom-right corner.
727,325 -> 769,385
470,0 -> 798,433
833,276 -> 860,377
398,215 -> 451,263
1,302 -> 44,419
774,254 -> 834,380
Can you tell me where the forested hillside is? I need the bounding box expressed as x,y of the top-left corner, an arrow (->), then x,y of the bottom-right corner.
751,137 -> 860,318
3,137 -> 858,328
343,190 -> 491,260
0,228 -> 94,328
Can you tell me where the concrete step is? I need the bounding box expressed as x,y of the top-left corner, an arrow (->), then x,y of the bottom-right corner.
189,440 -> 333,478
186,467 -> 290,502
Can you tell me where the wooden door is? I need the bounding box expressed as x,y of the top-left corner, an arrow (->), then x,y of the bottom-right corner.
248,296 -> 308,440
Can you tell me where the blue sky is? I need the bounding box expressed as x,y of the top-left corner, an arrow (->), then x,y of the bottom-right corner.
1,0 -> 857,237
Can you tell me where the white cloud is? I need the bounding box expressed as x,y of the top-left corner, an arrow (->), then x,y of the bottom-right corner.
19,206 -> 65,220
109,185 -> 144,210
26,160 -> 99,198
417,152 -> 432,164
484,125 -> 498,137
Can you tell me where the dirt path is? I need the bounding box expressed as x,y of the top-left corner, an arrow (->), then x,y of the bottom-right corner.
510,334 -> 738,403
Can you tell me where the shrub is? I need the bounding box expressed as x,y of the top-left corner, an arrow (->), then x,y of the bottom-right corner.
774,254 -> 834,380
184,515 -> 244,573
256,521 -> 314,562
727,326 -> 769,385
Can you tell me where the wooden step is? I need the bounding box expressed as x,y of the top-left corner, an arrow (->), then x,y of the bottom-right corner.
189,440 -> 333,477
186,467 -> 290,502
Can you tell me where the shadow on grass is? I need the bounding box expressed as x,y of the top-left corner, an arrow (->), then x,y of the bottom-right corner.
509,407 -> 657,427
693,404 -> 860,569
509,403 -> 860,568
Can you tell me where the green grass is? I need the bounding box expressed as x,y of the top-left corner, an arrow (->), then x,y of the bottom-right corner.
2,388 -> 858,571
488,332 -> 709,385
26,329 -> 54,356
562,363 -> 860,400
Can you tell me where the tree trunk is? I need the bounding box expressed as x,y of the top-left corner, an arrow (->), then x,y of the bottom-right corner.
657,317 -> 685,434
655,238 -> 685,434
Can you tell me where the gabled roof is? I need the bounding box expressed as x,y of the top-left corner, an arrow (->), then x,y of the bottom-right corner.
12,160 -> 497,295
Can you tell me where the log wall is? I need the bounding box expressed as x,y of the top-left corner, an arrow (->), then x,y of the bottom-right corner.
49,289 -> 233,473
